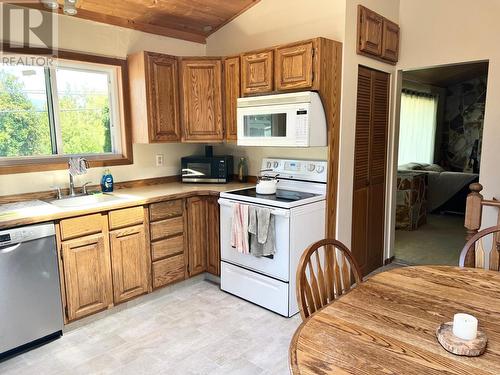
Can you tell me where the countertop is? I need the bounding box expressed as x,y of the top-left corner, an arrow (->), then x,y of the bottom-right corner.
0,182 -> 253,230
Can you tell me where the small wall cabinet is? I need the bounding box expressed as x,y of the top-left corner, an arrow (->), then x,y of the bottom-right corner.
357,5 -> 399,64
180,58 -> 224,142
241,50 -> 274,95
275,40 -> 315,91
128,51 -> 181,143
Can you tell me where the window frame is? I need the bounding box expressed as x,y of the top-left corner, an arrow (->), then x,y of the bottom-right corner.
0,47 -> 133,175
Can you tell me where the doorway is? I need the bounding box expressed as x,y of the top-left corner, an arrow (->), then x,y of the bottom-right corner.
351,66 -> 390,276
394,61 -> 488,265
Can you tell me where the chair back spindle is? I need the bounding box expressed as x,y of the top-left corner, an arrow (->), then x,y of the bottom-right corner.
296,239 -> 363,320
460,226 -> 500,271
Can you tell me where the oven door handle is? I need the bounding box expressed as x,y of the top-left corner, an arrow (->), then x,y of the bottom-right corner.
218,199 -> 290,218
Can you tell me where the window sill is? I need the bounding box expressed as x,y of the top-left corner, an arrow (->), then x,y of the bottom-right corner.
0,154 -> 133,175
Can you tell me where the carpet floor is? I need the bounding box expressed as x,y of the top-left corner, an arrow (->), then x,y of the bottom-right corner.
394,214 -> 467,266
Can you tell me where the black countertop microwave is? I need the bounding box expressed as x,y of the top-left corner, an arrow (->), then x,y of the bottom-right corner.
181,155 -> 233,183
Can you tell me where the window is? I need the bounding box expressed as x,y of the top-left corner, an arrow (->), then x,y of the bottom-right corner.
398,90 -> 438,165
0,57 -> 123,161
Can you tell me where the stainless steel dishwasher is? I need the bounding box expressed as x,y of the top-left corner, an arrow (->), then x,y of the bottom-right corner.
0,222 -> 63,359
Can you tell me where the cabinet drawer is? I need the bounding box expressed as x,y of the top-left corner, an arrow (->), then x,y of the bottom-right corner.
108,206 -> 144,230
152,254 -> 185,288
60,214 -> 103,240
151,235 -> 184,261
150,216 -> 184,240
150,200 -> 183,221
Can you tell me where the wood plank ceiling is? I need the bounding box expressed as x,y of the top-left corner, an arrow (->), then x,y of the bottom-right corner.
31,0 -> 261,44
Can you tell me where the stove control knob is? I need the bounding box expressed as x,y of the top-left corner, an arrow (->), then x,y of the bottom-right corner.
266,161 -> 272,168
273,161 -> 279,168
308,164 -> 316,172
316,165 -> 325,173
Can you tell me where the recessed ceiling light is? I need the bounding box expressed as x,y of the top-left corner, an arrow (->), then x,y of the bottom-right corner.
41,0 -> 59,10
203,25 -> 213,33
63,0 -> 77,15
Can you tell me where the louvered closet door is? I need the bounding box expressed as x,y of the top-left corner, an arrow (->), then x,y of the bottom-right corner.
352,66 -> 390,276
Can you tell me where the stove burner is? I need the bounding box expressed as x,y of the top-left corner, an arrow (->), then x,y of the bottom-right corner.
229,188 -> 319,203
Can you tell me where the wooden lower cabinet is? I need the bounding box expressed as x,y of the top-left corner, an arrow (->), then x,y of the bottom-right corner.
186,196 -> 208,276
186,196 -> 220,277
109,224 -> 151,304
60,232 -> 113,321
152,254 -> 185,288
206,197 -> 220,276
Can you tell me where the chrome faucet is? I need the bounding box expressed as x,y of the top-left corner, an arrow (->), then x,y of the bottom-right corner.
68,158 -> 90,197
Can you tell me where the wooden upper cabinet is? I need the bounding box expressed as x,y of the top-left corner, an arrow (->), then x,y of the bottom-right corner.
357,5 -> 384,57
224,56 -> 240,141
180,58 -> 224,142
109,224 -> 151,304
275,41 -> 315,91
357,5 -> 399,64
128,51 -> 181,143
381,19 -> 400,63
61,232 -> 113,321
241,50 -> 274,95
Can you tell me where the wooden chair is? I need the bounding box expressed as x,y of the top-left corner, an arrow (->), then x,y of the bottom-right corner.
296,239 -> 363,320
460,226 -> 500,271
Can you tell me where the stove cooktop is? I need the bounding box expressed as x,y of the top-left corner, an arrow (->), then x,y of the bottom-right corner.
228,188 -> 318,202
220,187 -> 325,208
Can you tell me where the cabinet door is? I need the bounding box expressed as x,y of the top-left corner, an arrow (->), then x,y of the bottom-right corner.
61,233 -> 113,321
206,197 -> 220,276
241,51 -> 274,95
357,5 -> 383,57
381,19 -> 400,63
146,52 -> 181,142
224,56 -> 240,141
180,59 -> 223,142
275,41 -> 315,91
186,196 -> 208,276
110,224 -> 150,304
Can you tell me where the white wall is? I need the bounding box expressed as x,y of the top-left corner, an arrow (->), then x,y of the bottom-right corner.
336,0 -> 400,254
206,0 -> 346,175
0,11 -> 205,196
398,0 -> 500,228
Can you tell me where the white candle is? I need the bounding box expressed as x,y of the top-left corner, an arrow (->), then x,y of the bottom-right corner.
452,313 -> 478,340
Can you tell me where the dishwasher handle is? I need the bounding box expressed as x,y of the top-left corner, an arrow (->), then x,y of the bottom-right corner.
218,199 -> 290,218
0,243 -> 21,253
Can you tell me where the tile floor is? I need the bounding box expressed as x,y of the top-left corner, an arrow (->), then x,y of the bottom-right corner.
0,279 -> 301,375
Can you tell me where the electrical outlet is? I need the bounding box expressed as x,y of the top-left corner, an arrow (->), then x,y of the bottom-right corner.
156,154 -> 164,167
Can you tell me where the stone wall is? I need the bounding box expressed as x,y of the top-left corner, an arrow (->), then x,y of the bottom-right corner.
441,76 -> 487,172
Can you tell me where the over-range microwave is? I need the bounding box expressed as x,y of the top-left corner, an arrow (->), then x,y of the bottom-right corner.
237,91 -> 327,147
181,155 -> 233,183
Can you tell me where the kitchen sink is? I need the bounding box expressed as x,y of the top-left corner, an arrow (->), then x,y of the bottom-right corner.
49,193 -> 127,208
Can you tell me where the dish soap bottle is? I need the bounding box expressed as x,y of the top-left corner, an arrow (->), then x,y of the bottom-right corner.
101,169 -> 114,192
238,157 -> 248,183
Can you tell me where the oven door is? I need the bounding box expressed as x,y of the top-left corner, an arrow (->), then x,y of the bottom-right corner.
218,198 -> 290,282
237,104 -> 308,147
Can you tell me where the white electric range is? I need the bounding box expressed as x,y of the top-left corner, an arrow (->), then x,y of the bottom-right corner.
219,158 -> 327,317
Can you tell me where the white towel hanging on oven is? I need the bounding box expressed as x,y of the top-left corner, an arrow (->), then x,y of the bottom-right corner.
231,203 -> 249,254
248,206 -> 276,257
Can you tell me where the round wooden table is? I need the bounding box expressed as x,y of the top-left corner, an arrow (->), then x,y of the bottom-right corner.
289,266 -> 500,374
